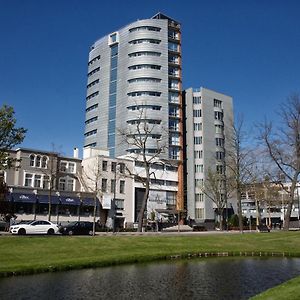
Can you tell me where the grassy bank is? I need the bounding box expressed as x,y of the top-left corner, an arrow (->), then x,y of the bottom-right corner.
1,231 -> 300,278
251,275 -> 300,300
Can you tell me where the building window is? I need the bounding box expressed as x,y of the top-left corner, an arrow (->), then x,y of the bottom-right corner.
119,163 -> 125,174
115,198 -> 124,210
59,178 -> 65,190
129,39 -> 161,45
43,175 -> 50,189
193,96 -> 201,104
29,155 -> 35,167
120,180 -> 125,194
195,208 -> 204,219
128,64 -> 161,70
24,173 -> 33,187
195,179 -> 204,187
168,42 -> 179,52
194,136 -> 202,145
86,91 -> 99,101
129,26 -> 161,32
60,162 -> 67,172
169,79 -> 179,90
193,123 -> 202,131
110,33 -> 118,44
102,179 -> 107,192
87,79 -> 99,89
59,177 -> 74,191
84,129 -> 97,137
34,174 -> 41,188
128,51 -> 161,58
195,164 -> 204,173
88,55 -> 100,66
60,161 -> 76,173
215,111 -> 223,121
87,67 -> 100,77
127,91 -> 161,97
169,92 -> 179,103
195,193 -> 204,202
85,116 -> 98,125
216,151 -> 225,160
35,156 -> 41,168
193,109 -> 202,118
214,99 -> 222,108
215,125 -> 224,134
216,138 -> 225,147
168,55 -> 179,64
102,160 -> 108,171
86,104 -> 98,112
111,179 -> 116,193
68,163 -> 75,173
194,150 -> 203,159
111,162 -> 117,172
128,77 -> 161,84
216,165 -> 225,175
42,156 -> 47,168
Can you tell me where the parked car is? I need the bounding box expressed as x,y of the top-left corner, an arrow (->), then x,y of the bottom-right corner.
10,220 -> 59,235
59,221 -> 95,235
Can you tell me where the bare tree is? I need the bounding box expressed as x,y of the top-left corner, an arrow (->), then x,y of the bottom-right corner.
226,116 -> 255,232
118,108 -> 168,232
39,145 -> 61,222
251,178 -> 281,227
200,168 -> 233,230
80,156 -> 103,235
259,94 -> 300,230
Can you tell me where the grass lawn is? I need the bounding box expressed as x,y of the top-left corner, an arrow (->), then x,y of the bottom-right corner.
1,231 -> 300,278
251,275 -> 300,300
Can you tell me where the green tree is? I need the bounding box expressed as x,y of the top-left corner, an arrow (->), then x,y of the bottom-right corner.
0,105 -> 26,170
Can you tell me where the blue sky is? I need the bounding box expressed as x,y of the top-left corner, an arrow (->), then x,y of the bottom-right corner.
1,0 -> 300,157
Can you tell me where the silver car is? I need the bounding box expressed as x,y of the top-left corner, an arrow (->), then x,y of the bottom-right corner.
10,220 -> 59,235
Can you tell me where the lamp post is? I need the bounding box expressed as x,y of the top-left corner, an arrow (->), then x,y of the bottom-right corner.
33,189 -> 37,220
297,185 -> 300,229
112,162 -> 118,233
77,192 -> 82,222
56,191 -> 60,224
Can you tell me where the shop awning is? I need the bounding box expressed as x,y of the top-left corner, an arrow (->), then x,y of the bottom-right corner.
60,196 -> 80,206
11,193 -> 37,203
37,195 -> 60,204
82,198 -> 98,206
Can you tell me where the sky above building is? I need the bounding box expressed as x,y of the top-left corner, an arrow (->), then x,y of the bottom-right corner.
1,0 -> 299,157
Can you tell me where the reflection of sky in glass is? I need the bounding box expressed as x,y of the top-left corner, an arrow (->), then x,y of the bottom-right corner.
1,257 -> 300,300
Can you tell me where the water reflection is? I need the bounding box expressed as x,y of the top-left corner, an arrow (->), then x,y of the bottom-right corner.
1,257 -> 300,300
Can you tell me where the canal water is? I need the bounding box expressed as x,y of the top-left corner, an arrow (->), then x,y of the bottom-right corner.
1,257 -> 300,300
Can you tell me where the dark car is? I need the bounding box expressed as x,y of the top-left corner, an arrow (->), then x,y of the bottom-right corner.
59,221 -> 95,235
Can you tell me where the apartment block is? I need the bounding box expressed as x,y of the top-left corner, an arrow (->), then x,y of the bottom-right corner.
183,87 -> 234,225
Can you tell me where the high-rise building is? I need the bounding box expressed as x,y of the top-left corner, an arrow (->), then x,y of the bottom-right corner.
183,87 -> 234,225
84,13 -> 183,162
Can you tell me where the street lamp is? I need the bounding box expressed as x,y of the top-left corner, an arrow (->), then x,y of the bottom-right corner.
77,192 -> 82,222
56,191 -> 60,224
112,162 -> 118,233
33,189 -> 37,220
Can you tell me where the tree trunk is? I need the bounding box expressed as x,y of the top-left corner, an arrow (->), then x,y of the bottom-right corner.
284,201 -> 292,230
237,189 -> 243,232
92,196 -> 97,236
48,189 -> 52,222
137,181 -> 149,232
219,211 -> 224,231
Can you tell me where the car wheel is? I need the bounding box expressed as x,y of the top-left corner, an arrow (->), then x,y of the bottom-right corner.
47,228 -> 55,235
68,230 -> 73,236
18,228 -> 26,235
89,230 -> 93,236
